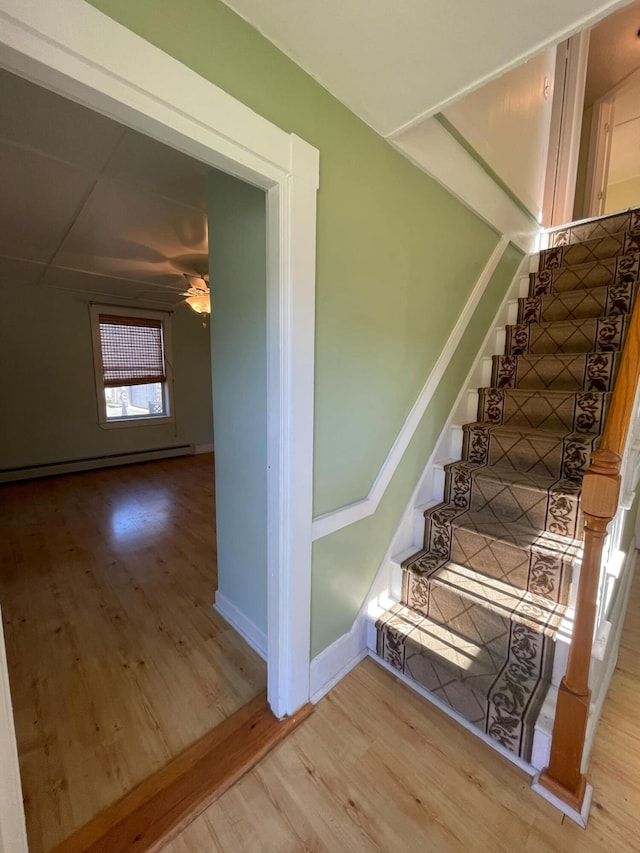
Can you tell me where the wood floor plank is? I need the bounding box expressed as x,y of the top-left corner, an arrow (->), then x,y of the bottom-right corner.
0,455 -> 266,851
51,696 -> 312,853
164,556 -> 640,853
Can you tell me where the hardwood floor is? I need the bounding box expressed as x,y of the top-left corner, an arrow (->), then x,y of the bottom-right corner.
165,557 -> 640,853
0,455 -> 266,853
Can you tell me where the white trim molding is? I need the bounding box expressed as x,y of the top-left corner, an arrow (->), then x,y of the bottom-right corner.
309,618 -> 369,704
312,235 -> 511,541
215,594 -> 268,661
390,119 -> 539,253
0,0 -> 318,731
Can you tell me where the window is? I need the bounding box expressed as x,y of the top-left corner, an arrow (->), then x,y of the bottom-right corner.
90,305 -> 174,428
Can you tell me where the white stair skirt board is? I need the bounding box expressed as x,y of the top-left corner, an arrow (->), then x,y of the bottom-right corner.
531,777 -> 594,829
0,444 -> 195,483
214,593 -> 268,661
309,618 -> 369,704
312,235 -> 512,542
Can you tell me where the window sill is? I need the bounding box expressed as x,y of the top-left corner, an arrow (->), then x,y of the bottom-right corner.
98,416 -> 175,430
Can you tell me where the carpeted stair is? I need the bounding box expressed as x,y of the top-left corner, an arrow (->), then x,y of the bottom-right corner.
374,208 -> 640,762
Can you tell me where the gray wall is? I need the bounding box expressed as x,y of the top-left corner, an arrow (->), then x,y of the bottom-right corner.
208,171 -> 268,636
0,285 -> 213,470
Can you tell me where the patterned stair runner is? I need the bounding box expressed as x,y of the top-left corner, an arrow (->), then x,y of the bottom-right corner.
375,208 -> 640,761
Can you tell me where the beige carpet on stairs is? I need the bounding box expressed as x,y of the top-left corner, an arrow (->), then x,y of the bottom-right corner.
375,208 -> 640,762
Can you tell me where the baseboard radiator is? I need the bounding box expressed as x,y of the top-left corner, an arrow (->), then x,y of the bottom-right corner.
0,444 -> 196,484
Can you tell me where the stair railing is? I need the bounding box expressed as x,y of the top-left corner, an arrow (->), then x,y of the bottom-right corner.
539,290 -> 640,812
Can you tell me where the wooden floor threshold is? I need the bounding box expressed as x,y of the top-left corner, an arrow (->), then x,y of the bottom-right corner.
52,693 -> 312,853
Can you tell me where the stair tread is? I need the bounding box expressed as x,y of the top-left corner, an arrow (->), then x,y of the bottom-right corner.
449,508 -> 583,557
547,211 -> 638,247
465,462 -> 581,494
376,602 -> 507,689
496,351 -> 613,363
525,280 -> 637,303
429,561 -> 568,637
507,316 -> 619,331
463,420 -> 595,441
375,209 -> 640,764
539,233 -> 634,270
479,385 -> 610,398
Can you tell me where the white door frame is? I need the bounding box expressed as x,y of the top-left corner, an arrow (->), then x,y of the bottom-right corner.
584,95 -> 616,216
543,30 -> 590,227
0,3 -> 318,837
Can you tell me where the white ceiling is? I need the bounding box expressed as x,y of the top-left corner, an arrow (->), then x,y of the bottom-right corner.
222,0 -> 635,137
0,67 -> 210,308
2,0 -> 638,306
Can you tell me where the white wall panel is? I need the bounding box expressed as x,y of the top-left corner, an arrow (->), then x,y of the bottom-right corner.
443,50 -> 557,219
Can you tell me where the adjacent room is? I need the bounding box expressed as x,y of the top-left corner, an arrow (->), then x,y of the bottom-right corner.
0,67 -> 267,852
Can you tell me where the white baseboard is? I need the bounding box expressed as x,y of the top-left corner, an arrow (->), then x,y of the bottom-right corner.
309,617 -> 368,703
214,592 -> 267,661
195,443 -> 214,454
0,444 -> 195,483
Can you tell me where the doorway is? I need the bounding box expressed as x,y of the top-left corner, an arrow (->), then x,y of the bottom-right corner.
0,0 -> 318,848
547,0 -> 640,224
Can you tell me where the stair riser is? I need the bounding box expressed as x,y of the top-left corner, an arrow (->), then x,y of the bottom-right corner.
539,231 -> 640,271
442,463 -> 581,538
518,280 -> 637,324
423,506 -> 575,602
462,424 -> 596,480
529,253 -> 639,296
492,352 -> 617,392
478,389 -> 609,435
471,474 -> 581,538
548,210 -> 640,247
505,316 -> 626,356
404,572 -> 565,642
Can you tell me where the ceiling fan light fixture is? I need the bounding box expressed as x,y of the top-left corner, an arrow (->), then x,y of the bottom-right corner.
181,274 -> 211,315
185,291 -> 210,314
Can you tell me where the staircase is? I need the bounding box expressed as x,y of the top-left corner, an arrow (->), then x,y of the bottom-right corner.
372,209 -> 640,764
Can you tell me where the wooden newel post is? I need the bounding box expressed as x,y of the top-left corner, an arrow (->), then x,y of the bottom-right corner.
539,448 -> 621,811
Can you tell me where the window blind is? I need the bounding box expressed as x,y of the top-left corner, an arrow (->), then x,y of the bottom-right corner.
98,314 -> 166,387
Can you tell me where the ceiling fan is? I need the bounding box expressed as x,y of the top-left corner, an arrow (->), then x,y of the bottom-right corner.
181,271 -> 210,315
169,252 -> 210,316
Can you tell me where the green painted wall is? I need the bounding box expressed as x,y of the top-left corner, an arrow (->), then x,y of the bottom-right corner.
0,286 -> 213,470
311,245 -> 522,653
86,0 -> 522,654
208,171 -> 268,634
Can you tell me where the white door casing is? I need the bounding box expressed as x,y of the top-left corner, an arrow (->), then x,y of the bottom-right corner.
0,11 -> 318,846
544,30 -> 591,226
585,97 -> 616,216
